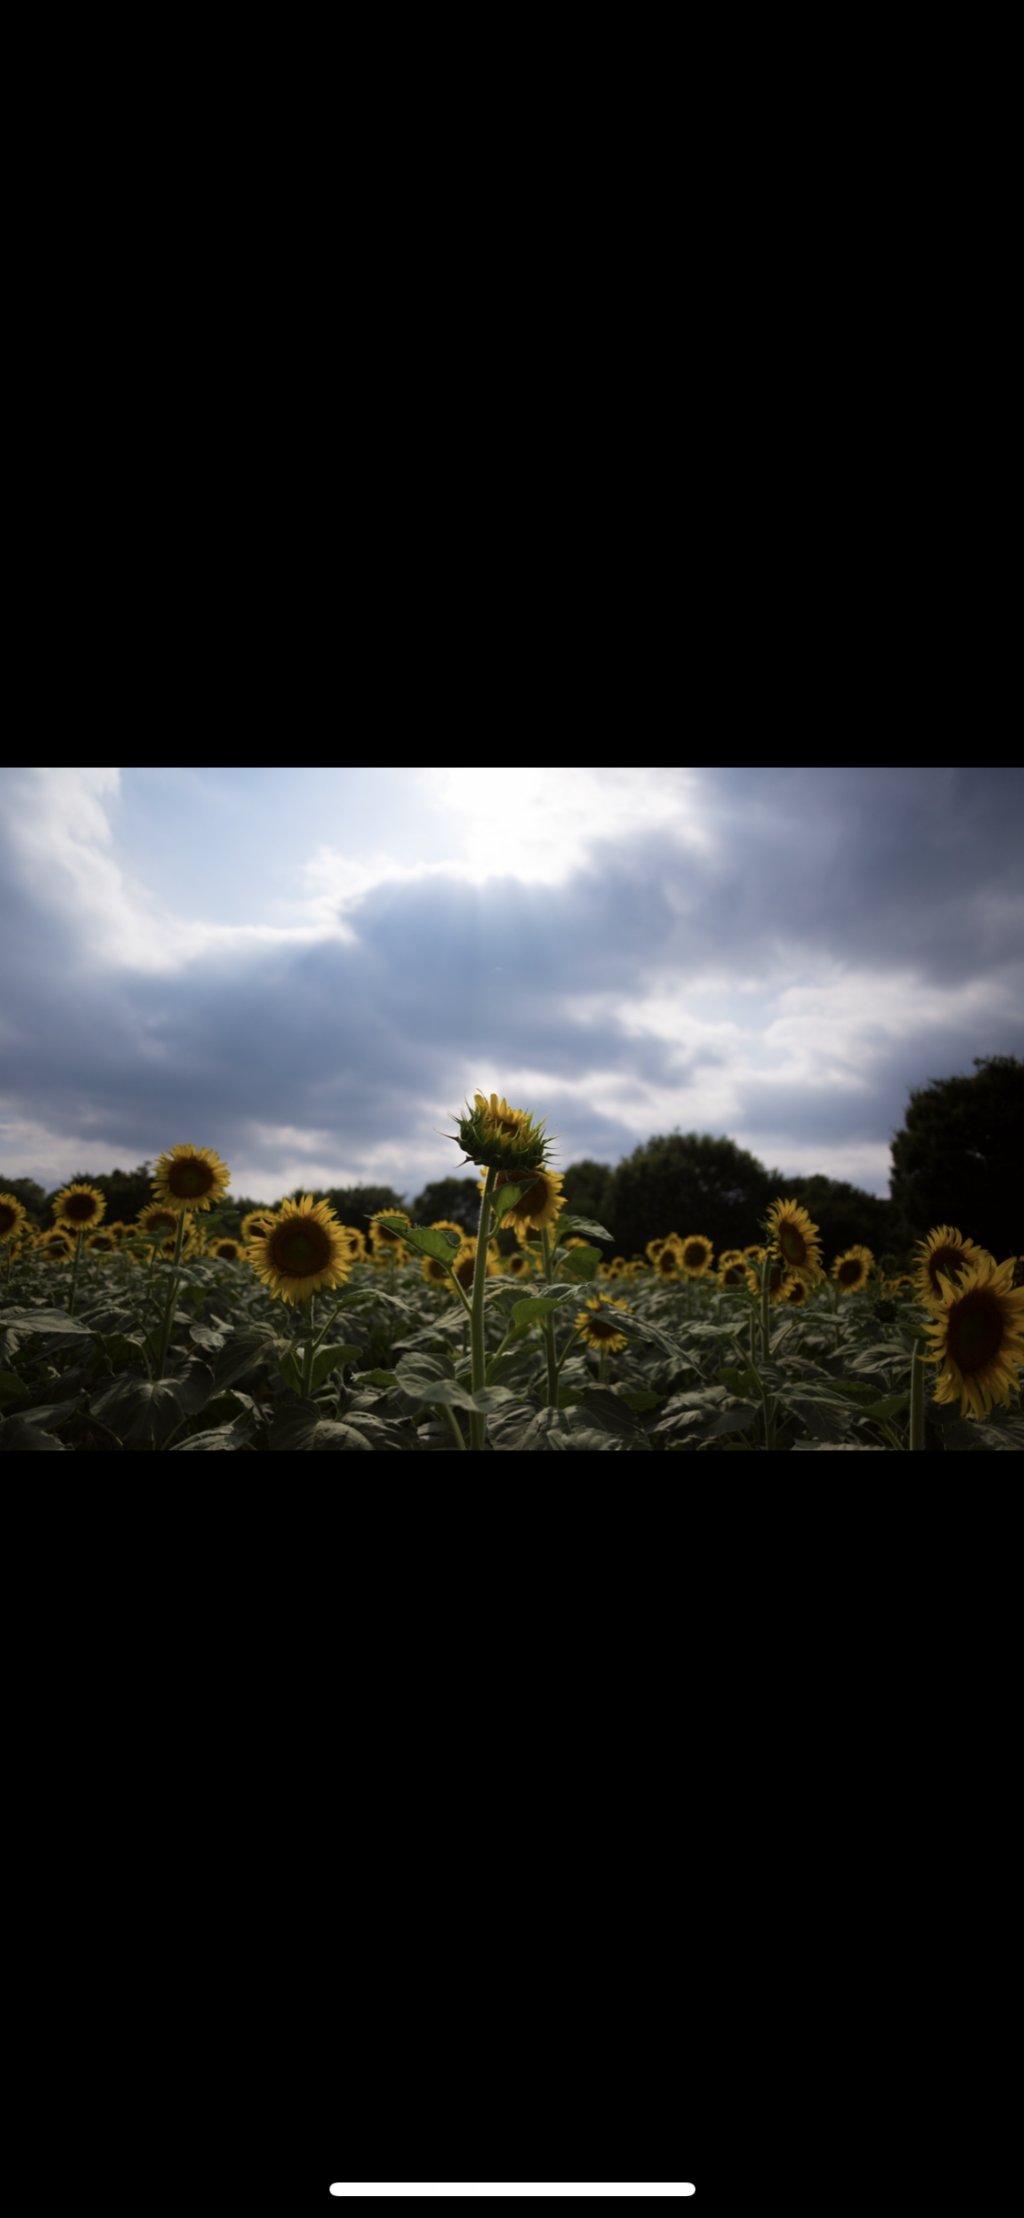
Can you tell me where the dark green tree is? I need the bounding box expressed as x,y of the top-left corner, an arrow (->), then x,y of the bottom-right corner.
561,1158 -> 615,1240
606,1132 -> 780,1259
319,1183 -> 406,1228
407,1176 -> 481,1231
0,1175 -> 48,1228
889,1055 -> 1024,1260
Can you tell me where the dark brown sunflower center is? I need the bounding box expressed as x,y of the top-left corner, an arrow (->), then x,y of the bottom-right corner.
657,1250 -> 678,1272
0,1204 -> 18,1234
588,1314 -> 622,1340
946,1290 -> 1003,1377
146,1212 -> 178,1235
271,1223 -> 331,1276
778,1222 -> 808,1265
168,1160 -> 215,1198
837,1259 -> 862,1286
928,1246 -> 967,1296
722,1263 -> 745,1283
454,1252 -> 477,1288
63,1192 -> 101,1222
683,1243 -> 707,1267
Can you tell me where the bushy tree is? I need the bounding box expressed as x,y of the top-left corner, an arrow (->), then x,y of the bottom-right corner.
889,1055 -> 1024,1261
606,1132 -> 779,1259
319,1183 -> 406,1228
407,1177 -> 480,1231
561,1158 -> 615,1239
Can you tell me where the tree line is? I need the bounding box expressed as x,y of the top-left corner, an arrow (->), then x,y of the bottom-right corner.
4,1057 -> 1020,1266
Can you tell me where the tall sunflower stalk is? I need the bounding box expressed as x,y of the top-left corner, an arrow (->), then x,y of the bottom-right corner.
448,1090 -> 558,1450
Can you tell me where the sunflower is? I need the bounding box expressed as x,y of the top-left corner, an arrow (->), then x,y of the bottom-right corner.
212,1238 -> 243,1261
448,1237 -> 497,1295
645,1237 -> 668,1264
241,1209 -> 276,1243
0,1193 -> 28,1243
491,1165 -> 565,1236
832,1246 -> 874,1294
104,1220 -> 130,1245
152,1144 -> 230,1214
655,1241 -> 683,1277
719,1256 -> 758,1291
912,1225 -> 989,1313
575,1296 -> 631,1353
744,1244 -> 766,1265
338,1225 -> 368,1262
52,1181 -> 106,1230
766,1200 -> 823,1284
502,1249 -> 535,1277
781,1274 -> 809,1305
248,1194 -> 351,1305
450,1090 -> 555,1175
679,1234 -> 715,1278
38,1227 -> 75,1258
924,1253 -> 1024,1420
86,1229 -> 118,1253
138,1203 -> 184,1242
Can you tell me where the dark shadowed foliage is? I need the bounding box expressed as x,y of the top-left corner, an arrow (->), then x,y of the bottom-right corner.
561,1158 -> 616,1240
889,1056 -> 1024,1261
407,1177 -> 481,1232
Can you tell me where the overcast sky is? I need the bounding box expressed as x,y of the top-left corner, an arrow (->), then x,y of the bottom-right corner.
2,765 -> 1021,1205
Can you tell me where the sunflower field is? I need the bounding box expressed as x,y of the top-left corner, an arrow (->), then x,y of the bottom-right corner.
1,1108 -> 1022,1452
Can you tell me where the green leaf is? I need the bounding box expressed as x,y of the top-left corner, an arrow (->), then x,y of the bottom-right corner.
0,1370 -> 30,1409
0,1308 -> 92,1335
559,1215 -> 614,1244
309,1343 -> 361,1391
561,1244 -> 602,1281
392,1224 -> 464,1266
488,1182 -> 530,1219
89,1363 -> 216,1448
511,1294 -> 568,1331
0,1414 -> 67,1450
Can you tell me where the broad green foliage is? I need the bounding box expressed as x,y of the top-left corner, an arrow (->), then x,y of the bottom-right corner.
1,1236 -> 1019,1451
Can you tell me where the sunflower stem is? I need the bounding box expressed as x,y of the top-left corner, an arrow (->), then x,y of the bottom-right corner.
155,1211 -> 189,1379
302,1296 -> 317,1401
67,1229 -> 85,1317
469,1168 -> 497,1449
540,1226 -> 560,1407
440,1399 -> 467,1452
760,1251 -> 773,1361
909,1334 -> 927,1451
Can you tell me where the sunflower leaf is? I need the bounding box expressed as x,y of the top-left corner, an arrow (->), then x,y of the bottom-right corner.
561,1244 -> 602,1281
488,1182 -> 529,1218
394,1225 -> 466,1266
558,1214 -> 614,1244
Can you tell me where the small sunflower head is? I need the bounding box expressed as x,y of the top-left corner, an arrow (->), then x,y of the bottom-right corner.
913,1225 -> 989,1313
53,1182 -> 107,1230
450,1090 -> 555,1174
766,1199 -> 824,1284
491,1165 -> 565,1235
152,1145 -> 231,1214
248,1194 -> 351,1305
212,1238 -> 243,1261
832,1246 -> 874,1294
0,1193 -> 28,1243
575,1296 -> 631,1353
679,1234 -> 715,1278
